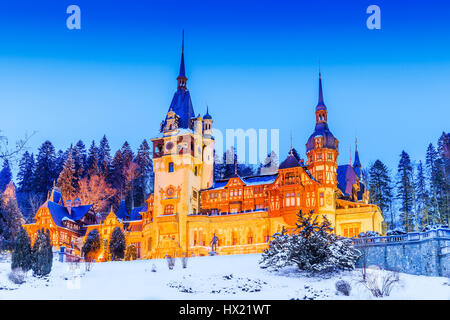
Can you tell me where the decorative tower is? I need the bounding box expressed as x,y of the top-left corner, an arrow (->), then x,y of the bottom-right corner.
148,32 -> 214,258
305,71 -> 339,221
353,138 -> 362,180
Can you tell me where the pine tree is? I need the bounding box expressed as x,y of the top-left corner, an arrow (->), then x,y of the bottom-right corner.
416,161 -> 430,228
0,197 -> 24,251
31,229 -> 53,277
109,227 -> 126,261
396,151 -> 415,232
17,152 -> 35,194
0,159 -> 12,192
54,150 -> 66,179
57,150 -> 76,201
134,140 -> 152,206
98,135 -> 112,178
437,132 -> 449,224
110,149 -> 125,198
34,141 -> 57,199
11,227 -> 32,271
73,140 -> 87,181
82,229 -> 101,261
426,143 -> 442,224
86,140 -> 99,176
368,160 -> 394,229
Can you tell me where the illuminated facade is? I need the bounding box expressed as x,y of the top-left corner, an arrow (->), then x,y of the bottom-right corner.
24,36 -> 383,260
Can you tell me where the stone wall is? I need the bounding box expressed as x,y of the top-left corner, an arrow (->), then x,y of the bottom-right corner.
353,229 -> 450,277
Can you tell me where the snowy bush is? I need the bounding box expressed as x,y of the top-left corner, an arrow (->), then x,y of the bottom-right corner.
421,224 -> 449,232
358,267 -> 399,298
335,280 -> 351,296
8,268 -> 26,284
31,228 -> 53,277
11,227 -> 32,272
260,210 -> 360,274
166,255 -> 175,270
386,228 -> 407,236
358,231 -> 380,238
151,264 -> 157,272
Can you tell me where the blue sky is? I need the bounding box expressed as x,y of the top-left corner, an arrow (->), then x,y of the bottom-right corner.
0,0 -> 449,177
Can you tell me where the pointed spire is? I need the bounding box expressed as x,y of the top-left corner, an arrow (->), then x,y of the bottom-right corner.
203,104 -> 212,120
178,30 -> 186,79
317,69 -> 325,108
353,137 -> 362,178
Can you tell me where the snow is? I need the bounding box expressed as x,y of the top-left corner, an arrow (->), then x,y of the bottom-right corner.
0,253 -> 449,300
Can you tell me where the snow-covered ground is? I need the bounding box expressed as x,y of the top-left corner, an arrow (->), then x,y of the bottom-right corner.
0,253 -> 449,300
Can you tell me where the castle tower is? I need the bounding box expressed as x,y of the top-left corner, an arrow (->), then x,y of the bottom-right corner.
305,71 -> 339,221
149,32 -> 214,257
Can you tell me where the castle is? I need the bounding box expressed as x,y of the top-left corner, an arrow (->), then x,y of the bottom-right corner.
23,36 -> 383,261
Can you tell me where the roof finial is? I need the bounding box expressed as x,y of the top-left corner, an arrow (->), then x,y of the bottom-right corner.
350,144 -> 352,166
182,29 -> 184,54
290,130 -> 293,155
234,160 -> 238,175
177,30 -> 186,86
355,137 -> 358,151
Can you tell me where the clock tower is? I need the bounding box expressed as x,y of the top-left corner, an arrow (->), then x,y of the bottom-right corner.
148,32 -> 214,257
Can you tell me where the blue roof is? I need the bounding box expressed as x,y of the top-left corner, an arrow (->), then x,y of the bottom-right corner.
337,165 -> 358,196
353,149 -> 362,179
279,154 -> 300,169
162,89 -> 195,130
203,106 -> 212,120
316,73 -> 327,112
47,201 -> 92,228
115,200 -> 128,220
243,174 -> 277,185
129,207 -> 144,221
306,122 -> 338,152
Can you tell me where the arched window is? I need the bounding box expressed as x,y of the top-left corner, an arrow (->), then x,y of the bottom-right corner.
164,204 -> 174,215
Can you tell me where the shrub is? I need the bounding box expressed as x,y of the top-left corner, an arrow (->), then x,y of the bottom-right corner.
125,244 -> 137,261
335,280 -> 351,296
82,229 -> 100,260
166,255 -> 175,270
11,228 -> 32,272
359,267 -> 400,297
8,268 -> 26,285
260,210 -> 360,274
181,255 -> 188,269
31,229 -> 53,277
109,227 -> 126,261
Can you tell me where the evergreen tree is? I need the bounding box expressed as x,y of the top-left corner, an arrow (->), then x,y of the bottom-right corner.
73,140 -> 87,181
109,227 -> 125,261
86,140 -> 99,176
368,160 -> 394,229
57,150 -> 76,201
396,151 -> 415,232
82,229 -> 101,261
437,132 -> 449,224
426,143 -> 443,224
110,149 -> 125,197
17,152 -> 35,194
0,159 -> 12,192
416,161 -> 430,228
0,197 -> 24,250
121,141 -> 134,169
31,229 -> 53,277
34,141 -> 57,199
54,150 -> 66,179
11,227 -> 32,271
98,135 -> 112,178
134,140 -> 152,206
260,210 -> 360,273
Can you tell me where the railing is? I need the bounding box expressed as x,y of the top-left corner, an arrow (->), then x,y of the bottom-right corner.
352,228 -> 450,246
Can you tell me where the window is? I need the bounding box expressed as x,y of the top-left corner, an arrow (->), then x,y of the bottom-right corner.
319,192 -> 324,206
342,224 -> 360,238
148,237 -> 152,250
285,192 -> 295,207
164,204 -> 174,215
194,166 -> 198,176
168,162 -> 174,172
317,172 -> 323,182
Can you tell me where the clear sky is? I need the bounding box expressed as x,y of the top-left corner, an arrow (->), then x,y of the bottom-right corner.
0,0 -> 449,177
